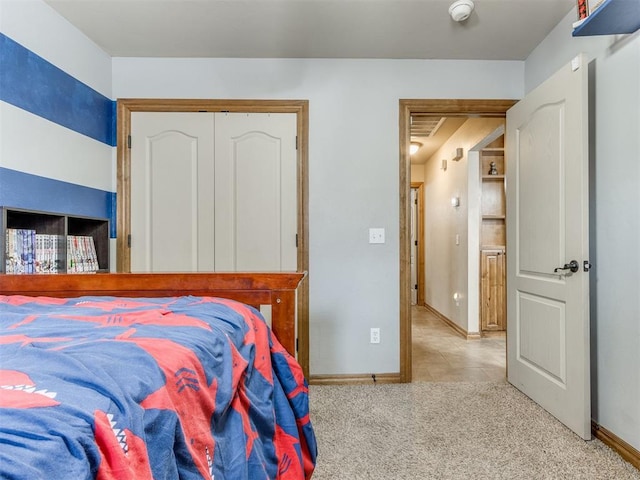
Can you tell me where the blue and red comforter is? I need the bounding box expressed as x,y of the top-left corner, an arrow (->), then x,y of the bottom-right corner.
0,294 -> 316,479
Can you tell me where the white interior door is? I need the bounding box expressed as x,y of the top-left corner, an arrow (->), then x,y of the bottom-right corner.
214,112 -> 297,271
506,56 -> 590,439
410,187 -> 418,305
130,112 -> 215,272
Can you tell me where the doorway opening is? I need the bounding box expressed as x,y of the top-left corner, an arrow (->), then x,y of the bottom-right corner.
410,183 -> 424,308
398,99 -> 516,382
411,122 -> 508,381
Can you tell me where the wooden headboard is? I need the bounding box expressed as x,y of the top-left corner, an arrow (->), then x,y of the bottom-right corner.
0,272 -> 305,356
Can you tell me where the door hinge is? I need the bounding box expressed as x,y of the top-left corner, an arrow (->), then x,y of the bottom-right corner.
415,284 -> 418,290
127,234 -> 131,248
295,234 -> 298,248
127,135 -> 132,148
295,136 -> 298,150
414,240 -> 418,246
296,338 -> 299,352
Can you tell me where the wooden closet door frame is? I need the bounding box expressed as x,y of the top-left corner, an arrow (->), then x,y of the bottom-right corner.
399,99 -> 516,382
116,99 -> 310,378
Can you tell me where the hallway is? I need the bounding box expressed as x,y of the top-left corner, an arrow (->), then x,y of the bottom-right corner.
411,305 -> 506,382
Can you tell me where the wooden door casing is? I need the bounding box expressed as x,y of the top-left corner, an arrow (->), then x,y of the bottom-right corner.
116,99 -> 310,379
399,99 -> 516,382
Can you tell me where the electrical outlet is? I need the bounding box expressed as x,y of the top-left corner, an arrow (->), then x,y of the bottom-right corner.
369,228 -> 385,244
370,328 -> 380,344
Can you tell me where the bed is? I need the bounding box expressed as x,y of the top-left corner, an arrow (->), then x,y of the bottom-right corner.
0,272 -> 316,479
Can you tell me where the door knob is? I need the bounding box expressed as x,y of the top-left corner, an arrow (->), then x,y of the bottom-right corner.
554,260 -> 579,273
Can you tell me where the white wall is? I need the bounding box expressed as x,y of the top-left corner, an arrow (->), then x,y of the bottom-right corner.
410,164 -> 425,183
112,57 -> 523,375
525,12 -> 640,451
1,0 -> 113,190
0,0 -> 116,268
467,124 -> 505,335
421,118 -> 504,333
0,0 -> 112,97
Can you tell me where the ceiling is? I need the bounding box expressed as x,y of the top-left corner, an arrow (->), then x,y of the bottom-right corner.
44,0 -> 575,60
42,0 -> 574,164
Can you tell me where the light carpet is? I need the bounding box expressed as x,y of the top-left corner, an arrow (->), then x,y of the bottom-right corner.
309,382 -> 639,479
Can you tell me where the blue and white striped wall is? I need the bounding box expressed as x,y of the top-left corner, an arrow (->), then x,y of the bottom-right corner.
0,1 -> 116,242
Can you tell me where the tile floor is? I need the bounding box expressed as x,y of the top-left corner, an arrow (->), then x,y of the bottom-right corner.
411,305 -> 507,382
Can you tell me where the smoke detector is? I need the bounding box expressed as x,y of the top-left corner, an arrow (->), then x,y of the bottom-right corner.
449,0 -> 474,22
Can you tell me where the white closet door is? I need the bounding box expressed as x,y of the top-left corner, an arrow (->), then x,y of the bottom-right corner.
213,112 -> 297,271
130,111 -> 297,273
130,112 -> 215,272
410,187 -> 418,306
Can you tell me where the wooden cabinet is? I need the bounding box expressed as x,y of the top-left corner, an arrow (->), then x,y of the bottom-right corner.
480,137 -> 506,332
481,249 -> 506,331
1,207 -> 109,274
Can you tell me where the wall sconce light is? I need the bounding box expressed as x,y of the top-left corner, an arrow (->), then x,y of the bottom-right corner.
441,159 -> 447,171
410,142 -> 422,155
452,147 -> 463,161
453,292 -> 461,306
451,196 -> 460,207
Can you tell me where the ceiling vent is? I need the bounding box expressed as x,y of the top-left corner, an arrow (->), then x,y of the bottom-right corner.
410,116 -> 446,138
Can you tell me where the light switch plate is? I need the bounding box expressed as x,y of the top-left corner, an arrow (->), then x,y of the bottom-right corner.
369,228 -> 385,244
